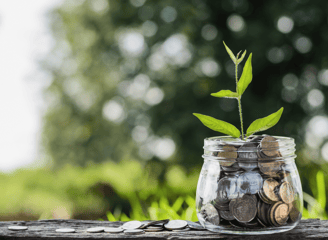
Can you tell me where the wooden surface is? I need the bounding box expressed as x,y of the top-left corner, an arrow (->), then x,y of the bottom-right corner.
0,219 -> 327,240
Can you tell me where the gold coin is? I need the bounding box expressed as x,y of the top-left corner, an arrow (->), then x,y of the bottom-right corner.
269,202 -> 282,227
258,190 -> 275,204
276,170 -> 290,180
217,145 -> 238,160
231,195 -> 257,223
258,161 -> 282,177
262,178 -> 280,202
260,136 -> 280,157
279,182 -> 294,204
274,202 -> 289,225
220,160 -> 237,167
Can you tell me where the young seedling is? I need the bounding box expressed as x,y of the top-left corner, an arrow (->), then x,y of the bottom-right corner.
193,42 -> 283,140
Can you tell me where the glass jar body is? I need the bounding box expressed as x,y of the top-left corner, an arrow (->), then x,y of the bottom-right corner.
196,136 -> 302,235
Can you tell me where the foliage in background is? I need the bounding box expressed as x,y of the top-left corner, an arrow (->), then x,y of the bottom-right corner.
43,0 -> 328,169
30,0 -> 328,220
1,160 -> 327,221
106,195 -> 198,222
0,159 -> 198,220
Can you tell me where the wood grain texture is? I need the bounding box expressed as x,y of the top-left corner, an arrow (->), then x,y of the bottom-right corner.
0,219 -> 326,240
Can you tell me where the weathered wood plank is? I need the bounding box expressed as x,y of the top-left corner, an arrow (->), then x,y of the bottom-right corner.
0,219 -> 326,240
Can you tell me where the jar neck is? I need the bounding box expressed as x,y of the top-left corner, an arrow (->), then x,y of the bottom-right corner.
203,135 -> 296,162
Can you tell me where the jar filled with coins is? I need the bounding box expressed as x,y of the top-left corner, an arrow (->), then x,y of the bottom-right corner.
196,135 -> 302,235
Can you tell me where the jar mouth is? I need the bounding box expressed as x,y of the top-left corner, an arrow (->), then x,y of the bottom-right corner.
203,135 -> 296,162
204,135 -> 294,144
202,155 -> 296,163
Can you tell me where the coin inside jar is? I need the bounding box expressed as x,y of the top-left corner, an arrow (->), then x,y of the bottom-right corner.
258,161 -> 282,177
237,143 -> 258,159
260,136 -> 280,158
262,178 -> 280,202
279,182 -> 294,204
217,175 -> 239,203
268,202 -> 281,227
288,201 -> 302,223
230,195 -> 257,223
221,162 -> 241,172
217,144 -> 238,160
201,203 -> 220,225
257,200 -> 271,226
238,171 -> 263,195
274,202 -> 289,225
219,210 -> 235,221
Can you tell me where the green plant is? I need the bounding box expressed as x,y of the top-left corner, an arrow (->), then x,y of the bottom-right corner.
106,195 -> 198,221
193,42 -> 283,140
302,170 -> 328,219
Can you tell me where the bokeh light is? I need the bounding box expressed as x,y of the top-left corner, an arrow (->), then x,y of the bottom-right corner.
294,36 -> 312,54
201,24 -> 218,41
160,6 -> 177,23
318,69 -> 328,86
102,100 -> 125,123
267,47 -> 285,64
227,14 -> 245,32
277,16 -> 294,34
307,89 -> 325,108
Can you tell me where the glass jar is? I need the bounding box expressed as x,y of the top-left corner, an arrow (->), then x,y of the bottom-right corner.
196,135 -> 302,235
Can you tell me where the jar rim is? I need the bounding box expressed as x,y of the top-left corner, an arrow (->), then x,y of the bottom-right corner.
202,155 -> 296,162
203,135 -> 296,162
204,135 -> 294,142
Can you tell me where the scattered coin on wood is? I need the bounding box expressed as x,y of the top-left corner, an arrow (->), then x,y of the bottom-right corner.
8,226 -> 28,231
164,220 -> 188,230
122,220 -> 142,230
86,227 -> 104,233
104,227 -> 124,233
55,228 -> 76,233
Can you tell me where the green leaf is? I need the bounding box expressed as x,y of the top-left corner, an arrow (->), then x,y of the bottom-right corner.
211,90 -> 238,98
193,113 -> 241,138
246,107 -> 284,136
223,41 -> 236,64
237,53 -> 252,96
236,50 -> 247,64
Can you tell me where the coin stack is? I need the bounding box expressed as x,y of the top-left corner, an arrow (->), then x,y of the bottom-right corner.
200,135 -> 301,229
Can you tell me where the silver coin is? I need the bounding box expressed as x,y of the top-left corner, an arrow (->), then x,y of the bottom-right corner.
124,229 -> 144,235
172,227 -> 191,232
86,227 -> 104,233
139,219 -> 169,228
122,220 -> 142,230
238,171 -> 263,195
186,221 -> 204,230
8,226 -> 28,231
164,220 -> 188,230
139,221 -> 151,228
55,228 -> 75,233
104,227 -> 124,233
217,176 -> 239,203
148,219 -> 169,226
144,226 -> 164,232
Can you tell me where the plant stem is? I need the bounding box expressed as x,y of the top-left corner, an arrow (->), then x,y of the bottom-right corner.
235,62 -> 244,140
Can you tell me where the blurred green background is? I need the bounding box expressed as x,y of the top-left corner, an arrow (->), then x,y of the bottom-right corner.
3,0 -> 328,221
